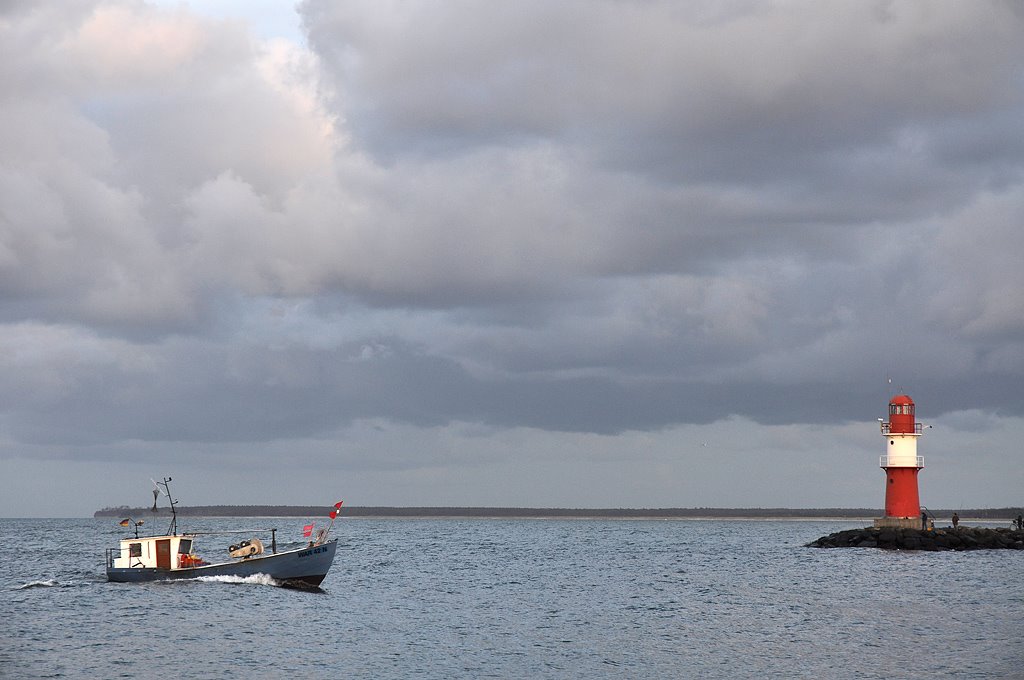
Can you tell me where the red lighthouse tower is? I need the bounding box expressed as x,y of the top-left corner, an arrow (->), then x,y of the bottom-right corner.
874,394 -> 926,529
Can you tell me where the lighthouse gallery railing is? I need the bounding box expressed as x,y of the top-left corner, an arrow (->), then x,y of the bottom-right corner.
879,422 -> 923,435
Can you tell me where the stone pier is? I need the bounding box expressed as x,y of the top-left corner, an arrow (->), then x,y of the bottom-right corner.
806,526 -> 1024,551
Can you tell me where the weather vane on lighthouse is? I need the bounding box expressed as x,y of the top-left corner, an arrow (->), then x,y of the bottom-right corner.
874,393 -> 931,529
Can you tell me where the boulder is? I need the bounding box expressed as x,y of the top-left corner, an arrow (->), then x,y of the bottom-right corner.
901,533 -> 921,549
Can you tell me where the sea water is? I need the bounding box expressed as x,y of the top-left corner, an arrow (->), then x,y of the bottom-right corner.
1,517 -> 1020,678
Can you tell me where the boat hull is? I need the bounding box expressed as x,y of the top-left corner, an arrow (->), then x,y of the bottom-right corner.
107,540 -> 337,588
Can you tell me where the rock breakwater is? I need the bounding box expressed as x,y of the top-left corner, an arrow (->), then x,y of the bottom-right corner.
807,526 -> 1024,551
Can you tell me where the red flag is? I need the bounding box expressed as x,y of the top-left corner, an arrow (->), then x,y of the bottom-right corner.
334,501 -> 344,509
302,523 -> 314,537
329,510 -> 337,519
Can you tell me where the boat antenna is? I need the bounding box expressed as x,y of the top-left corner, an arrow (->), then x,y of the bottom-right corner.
156,477 -> 179,536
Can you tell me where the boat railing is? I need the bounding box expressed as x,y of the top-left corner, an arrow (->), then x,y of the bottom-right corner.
187,528 -> 279,553
185,529 -> 277,535
105,546 -> 127,569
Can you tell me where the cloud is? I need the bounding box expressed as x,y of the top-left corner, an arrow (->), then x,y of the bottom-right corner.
924,186 -> 1024,339
1,1 -> 1023,513
303,2 -> 1021,177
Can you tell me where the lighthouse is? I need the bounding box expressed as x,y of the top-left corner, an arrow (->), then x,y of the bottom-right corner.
874,394 -> 926,529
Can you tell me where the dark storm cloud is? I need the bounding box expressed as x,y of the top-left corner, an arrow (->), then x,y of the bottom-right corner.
7,324 -> 1023,453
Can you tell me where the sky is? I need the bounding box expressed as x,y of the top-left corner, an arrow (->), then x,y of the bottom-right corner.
1,1 -> 1023,517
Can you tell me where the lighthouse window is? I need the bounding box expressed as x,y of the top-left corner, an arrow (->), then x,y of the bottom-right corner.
890,440 -> 895,445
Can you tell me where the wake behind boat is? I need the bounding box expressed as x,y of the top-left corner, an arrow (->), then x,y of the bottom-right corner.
105,478 -> 341,588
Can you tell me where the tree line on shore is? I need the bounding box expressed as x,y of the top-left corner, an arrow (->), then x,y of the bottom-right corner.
94,505 -> 1024,519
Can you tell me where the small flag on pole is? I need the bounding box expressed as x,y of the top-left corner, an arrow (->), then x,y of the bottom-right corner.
329,500 -> 344,519
303,523 -> 314,538
119,518 -> 130,527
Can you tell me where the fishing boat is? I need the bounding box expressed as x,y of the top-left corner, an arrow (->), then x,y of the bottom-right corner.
105,478 -> 340,588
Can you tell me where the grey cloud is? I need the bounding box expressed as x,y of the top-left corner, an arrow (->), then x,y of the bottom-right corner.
303,2 -> 1022,170
2,1 -> 1024,514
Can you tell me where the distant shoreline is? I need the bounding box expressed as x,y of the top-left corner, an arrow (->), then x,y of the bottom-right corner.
94,505 -> 1023,520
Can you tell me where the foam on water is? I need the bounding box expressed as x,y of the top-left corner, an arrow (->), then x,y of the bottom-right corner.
16,579 -> 60,589
193,573 -> 281,587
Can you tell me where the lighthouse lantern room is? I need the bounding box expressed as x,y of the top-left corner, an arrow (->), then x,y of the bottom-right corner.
874,394 -> 926,529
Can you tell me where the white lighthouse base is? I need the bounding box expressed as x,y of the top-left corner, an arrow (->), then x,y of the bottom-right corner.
873,517 -> 924,529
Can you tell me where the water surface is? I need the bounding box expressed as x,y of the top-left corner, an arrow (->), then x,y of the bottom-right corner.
2,518 -> 1019,678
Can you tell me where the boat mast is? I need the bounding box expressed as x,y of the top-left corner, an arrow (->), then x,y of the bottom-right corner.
158,477 -> 179,536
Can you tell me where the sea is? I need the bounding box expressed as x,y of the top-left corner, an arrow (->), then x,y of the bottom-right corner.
1,517 -> 1021,679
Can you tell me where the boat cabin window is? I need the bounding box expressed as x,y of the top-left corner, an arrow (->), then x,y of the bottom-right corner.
178,539 -> 192,554
129,543 -> 142,557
